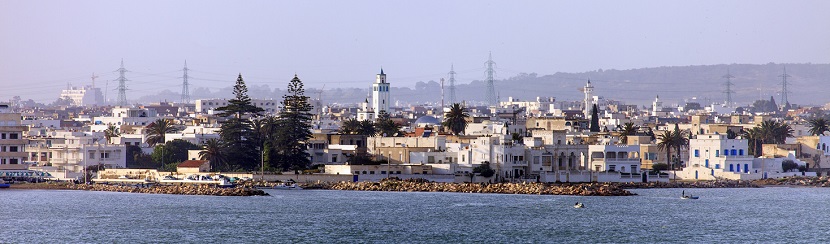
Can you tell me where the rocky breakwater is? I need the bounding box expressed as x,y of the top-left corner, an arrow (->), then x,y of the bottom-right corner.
754,176 -> 830,187
322,179 -> 635,196
70,184 -> 269,196
616,180 -> 761,189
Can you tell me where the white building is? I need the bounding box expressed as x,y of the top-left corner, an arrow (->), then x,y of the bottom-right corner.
583,80 -> 594,119
588,144 -> 641,173
95,107 -> 159,127
195,98 -> 279,115
372,68 -> 390,115
27,131 -> 127,180
60,85 -> 104,106
676,134 -> 756,180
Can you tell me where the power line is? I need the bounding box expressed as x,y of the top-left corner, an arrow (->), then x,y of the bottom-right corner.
115,59 -> 130,107
484,52 -> 497,106
448,64 -> 457,105
181,60 -> 190,104
723,68 -> 735,107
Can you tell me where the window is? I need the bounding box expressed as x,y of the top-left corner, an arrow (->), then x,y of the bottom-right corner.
715,150 -> 719,157
9,133 -> 17,139
694,149 -> 700,157
0,133 -> 5,139
396,171 -> 401,174
8,146 -> 17,152
370,171 -> 375,174
609,165 -> 616,171
724,150 -> 729,156
739,149 -> 744,156
731,149 -> 737,156
354,171 -> 359,175
381,171 -> 386,175
9,159 -> 18,164
89,152 -> 95,159
331,154 -> 337,162
705,159 -> 709,168
715,164 -> 720,169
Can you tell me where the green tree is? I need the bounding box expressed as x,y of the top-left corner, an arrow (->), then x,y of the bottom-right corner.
808,117 -> 829,136
442,103 -> 469,135
781,160 -> 798,172
590,104 -> 600,132
216,74 -> 264,171
375,111 -> 401,137
340,118 -> 360,134
273,75 -> 313,170
151,139 -> 201,169
656,124 -> 689,170
103,125 -> 120,144
357,120 -> 376,136
199,138 -> 228,172
619,122 -> 637,144
145,119 -> 177,147
744,120 -> 793,156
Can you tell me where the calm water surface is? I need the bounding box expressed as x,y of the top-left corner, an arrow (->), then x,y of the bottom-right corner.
1,187 -> 829,243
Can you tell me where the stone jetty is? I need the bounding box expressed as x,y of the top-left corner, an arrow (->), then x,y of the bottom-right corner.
68,184 -> 269,196
615,180 -> 761,189
753,176 -> 830,187
315,179 -> 635,196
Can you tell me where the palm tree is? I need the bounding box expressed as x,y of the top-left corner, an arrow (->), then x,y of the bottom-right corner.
742,127 -> 763,157
199,138 -> 227,171
656,130 -> 675,170
808,118 -> 829,136
357,120 -> 376,136
340,118 -> 360,134
103,125 -> 120,144
442,103 -> 469,135
619,122 -> 637,144
145,119 -> 178,147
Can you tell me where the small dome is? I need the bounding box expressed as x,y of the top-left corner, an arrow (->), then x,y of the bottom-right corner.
414,116 -> 441,126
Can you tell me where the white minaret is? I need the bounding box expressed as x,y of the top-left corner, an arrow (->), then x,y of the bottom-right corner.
583,79 -> 594,118
652,95 -> 663,116
372,68 -> 390,114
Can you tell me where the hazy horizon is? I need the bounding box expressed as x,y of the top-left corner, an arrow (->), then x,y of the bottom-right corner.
2,0 -> 829,103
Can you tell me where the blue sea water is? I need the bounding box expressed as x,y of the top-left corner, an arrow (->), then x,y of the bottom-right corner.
1,187 -> 829,243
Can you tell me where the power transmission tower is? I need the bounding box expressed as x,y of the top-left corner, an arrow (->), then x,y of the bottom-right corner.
722,68 -> 735,107
779,66 -> 791,108
447,64 -> 457,105
484,52 -> 497,106
181,60 -> 190,104
115,59 -> 130,107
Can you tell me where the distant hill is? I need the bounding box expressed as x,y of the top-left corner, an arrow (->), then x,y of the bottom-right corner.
139,63 -> 830,107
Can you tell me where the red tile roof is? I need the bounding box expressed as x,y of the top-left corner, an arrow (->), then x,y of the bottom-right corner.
178,160 -> 208,168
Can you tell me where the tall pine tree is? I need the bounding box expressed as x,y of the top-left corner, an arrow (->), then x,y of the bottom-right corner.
590,104 -> 600,132
216,74 -> 264,171
273,75 -> 313,170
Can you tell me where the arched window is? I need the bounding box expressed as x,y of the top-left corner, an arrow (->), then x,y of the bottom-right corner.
738,149 -> 744,156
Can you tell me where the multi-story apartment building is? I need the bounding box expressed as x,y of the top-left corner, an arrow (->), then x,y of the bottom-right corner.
0,103 -> 27,170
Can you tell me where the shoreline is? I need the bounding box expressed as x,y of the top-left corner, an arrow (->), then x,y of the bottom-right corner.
8,182 -> 269,196
7,176 -> 828,196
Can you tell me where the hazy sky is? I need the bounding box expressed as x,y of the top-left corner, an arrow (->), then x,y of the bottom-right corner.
2,0 -> 829,103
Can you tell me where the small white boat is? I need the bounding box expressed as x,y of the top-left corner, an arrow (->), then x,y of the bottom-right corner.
273,183 -> 302,190
573,202 -> 584,208
681,190 -> 699,199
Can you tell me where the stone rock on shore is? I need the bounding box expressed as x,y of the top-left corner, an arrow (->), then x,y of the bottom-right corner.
316,180 -> 635,196
68,184 -> 269,196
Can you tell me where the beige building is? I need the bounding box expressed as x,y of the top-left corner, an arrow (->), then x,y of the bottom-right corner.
0,104 -> 27,170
